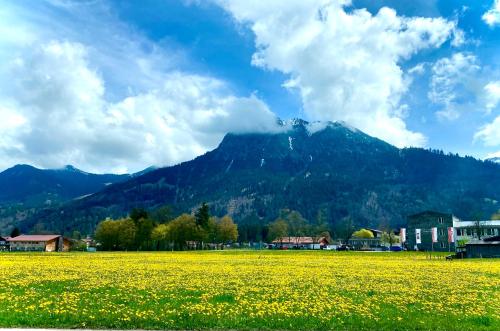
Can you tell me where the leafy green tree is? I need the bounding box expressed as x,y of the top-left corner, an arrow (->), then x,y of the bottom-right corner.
205,216 -> 218,247
95,219 -> 121,250
216,215 -> 238,246
268,219 -> 288,244
118,219 -> 136,250
352,229 -> 374,238
285,210 -> 309,238
152,223 -> 171,250
70,240 -> 87,251
168,214 -> 202,250
195,203 -> 210,229
492,212 -> 500,220
381,231 -> 399,247
95,218 -> 136,251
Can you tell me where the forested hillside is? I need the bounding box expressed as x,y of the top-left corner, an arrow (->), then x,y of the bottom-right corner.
13,121 -> 500,235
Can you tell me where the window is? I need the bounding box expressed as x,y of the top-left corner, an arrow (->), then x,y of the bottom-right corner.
438,217 -> 444,224
456,229 -> 462,236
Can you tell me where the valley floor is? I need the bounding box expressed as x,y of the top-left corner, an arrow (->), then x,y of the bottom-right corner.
0,251 -> 498,330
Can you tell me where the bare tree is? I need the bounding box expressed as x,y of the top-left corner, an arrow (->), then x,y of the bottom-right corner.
472,212 -> 485,240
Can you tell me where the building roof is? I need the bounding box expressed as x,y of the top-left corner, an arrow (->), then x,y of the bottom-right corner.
7,234 -> 61,242
452,220 -> 500,228
466,241 -> 500,246
408,210 -> 452,218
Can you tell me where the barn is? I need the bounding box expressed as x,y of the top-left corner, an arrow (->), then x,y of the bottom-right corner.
8,235 -> 70,252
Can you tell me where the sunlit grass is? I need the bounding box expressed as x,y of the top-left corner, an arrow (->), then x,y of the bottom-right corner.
0,251 -> 498,330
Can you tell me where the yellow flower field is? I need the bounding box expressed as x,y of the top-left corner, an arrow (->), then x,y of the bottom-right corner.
0,251 -> 498,330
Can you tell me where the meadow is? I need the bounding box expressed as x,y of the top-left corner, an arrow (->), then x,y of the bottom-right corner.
0,251 -> 498,330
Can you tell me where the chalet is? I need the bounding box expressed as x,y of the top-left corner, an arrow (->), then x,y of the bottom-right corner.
8,235 -> 70,252
0,236 -> 10,251
272,236 -> 329,249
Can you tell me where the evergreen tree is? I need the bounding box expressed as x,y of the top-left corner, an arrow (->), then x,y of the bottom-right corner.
195,202 -> 210,229
10,227 -> 21,238
130,208 -> 148,224
150,205 -> 174,224
135,218 -> 155,250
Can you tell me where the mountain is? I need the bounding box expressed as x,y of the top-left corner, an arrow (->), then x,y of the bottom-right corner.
15,120 -> 500,235
0,165 -> 135,233
0,164 -> 129,204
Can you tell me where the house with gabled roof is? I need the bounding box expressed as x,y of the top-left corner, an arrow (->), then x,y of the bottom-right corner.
7,234 -> 70,252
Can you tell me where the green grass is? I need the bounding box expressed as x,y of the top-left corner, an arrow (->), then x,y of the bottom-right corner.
0,250 -> 498,330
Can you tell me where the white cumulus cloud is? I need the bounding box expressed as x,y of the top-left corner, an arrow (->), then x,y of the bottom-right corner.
475,115 -> 500,147
428,53 -> 480,120
217,0 -> 462,147
0,2 -> 280,173
484,81 -> 500,112
0,41 -> 279,173
483,0 -> 500,27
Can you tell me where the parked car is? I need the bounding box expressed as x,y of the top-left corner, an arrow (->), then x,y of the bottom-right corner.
336,244 -> 352,251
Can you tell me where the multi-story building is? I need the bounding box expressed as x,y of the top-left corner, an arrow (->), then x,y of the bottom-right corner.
406,211 -> 500,252
406,211 -> 457,251
454,220 -> 500,242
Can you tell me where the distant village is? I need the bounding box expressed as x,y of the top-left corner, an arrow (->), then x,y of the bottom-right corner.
1,210 -> 499,259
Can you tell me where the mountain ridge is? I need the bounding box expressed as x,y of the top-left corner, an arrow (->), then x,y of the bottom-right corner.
0,164 -> 158,233
14,120 -> 500,235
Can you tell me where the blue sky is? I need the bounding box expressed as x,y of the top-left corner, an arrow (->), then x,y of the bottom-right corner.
0,0 -> 499,173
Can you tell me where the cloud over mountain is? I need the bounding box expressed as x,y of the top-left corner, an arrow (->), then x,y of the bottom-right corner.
217,0 -> 463,148
0,2 -> 279,173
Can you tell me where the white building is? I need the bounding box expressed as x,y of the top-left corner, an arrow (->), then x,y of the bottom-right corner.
452,219 -> 500,242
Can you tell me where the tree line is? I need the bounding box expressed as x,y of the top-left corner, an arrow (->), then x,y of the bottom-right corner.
95,203 -> 237,251
94,203 -> 419,250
